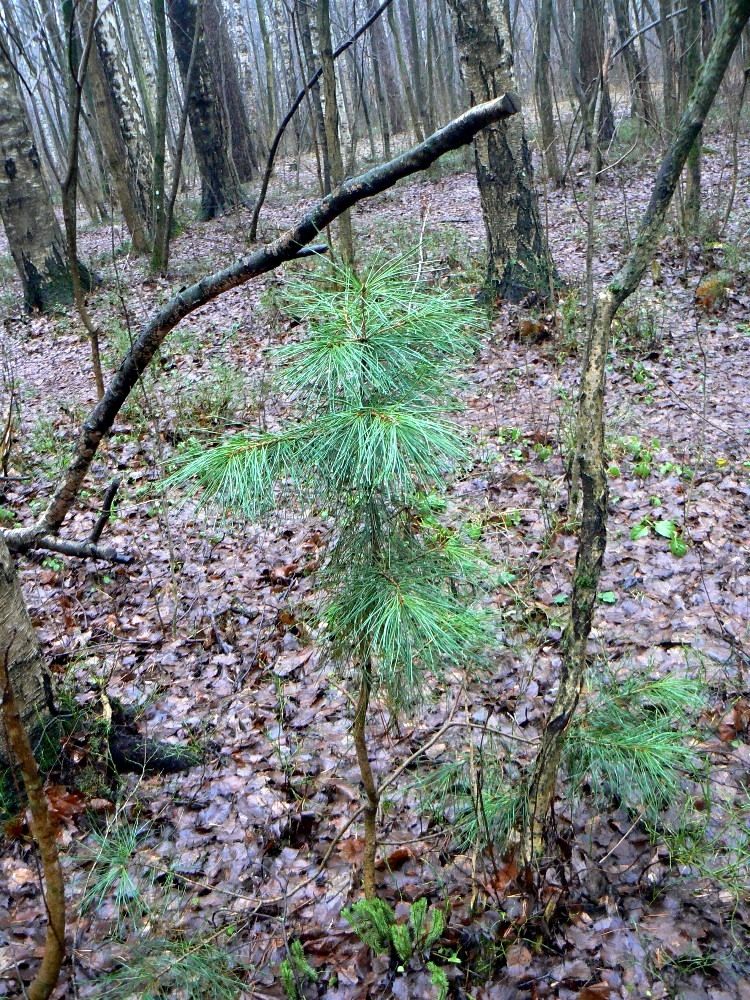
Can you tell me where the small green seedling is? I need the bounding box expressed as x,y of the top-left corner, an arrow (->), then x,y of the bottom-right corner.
630,517 -> 688,557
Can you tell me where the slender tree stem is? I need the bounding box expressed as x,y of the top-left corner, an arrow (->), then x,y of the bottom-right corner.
352,667 -> 379,898
0,643 -> 65,1000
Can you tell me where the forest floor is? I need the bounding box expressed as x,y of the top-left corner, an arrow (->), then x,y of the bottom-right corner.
1,122 -> 750,999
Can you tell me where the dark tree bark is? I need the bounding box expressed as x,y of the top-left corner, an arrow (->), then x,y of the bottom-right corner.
203,0 -> 258,181
613,0 -> 659,127
317,0 -> 354,264
168,0 -> 244,219
0,536 -> 51,765
572,0 -> 615,148
534,0 -> 562,184
0,35 -> 75,310
447,0 -> 555,301
681,0 -> 703,229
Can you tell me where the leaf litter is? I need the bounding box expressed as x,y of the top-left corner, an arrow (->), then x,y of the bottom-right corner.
1,131 -> 750,997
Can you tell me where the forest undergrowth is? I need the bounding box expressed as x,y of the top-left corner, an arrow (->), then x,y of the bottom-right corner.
2,126 -> 750,999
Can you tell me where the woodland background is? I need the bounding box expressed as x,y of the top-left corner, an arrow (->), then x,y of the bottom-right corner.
1,0 -> 750,997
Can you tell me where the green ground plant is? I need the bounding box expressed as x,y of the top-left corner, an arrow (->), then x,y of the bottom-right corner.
421,671 -> 705,854
343,897 -> 451,996
167,256 -> 495,897
280,939 -> 318,999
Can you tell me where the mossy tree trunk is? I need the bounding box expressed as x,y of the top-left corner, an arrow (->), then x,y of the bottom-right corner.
525,0 -> 750,858
168,0 -> 244,220
0,536 -> 51,765
0,38 -> 75,311
447,0 -> 555,302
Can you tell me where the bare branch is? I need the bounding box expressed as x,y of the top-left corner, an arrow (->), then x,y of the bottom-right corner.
3,93 -> 520,558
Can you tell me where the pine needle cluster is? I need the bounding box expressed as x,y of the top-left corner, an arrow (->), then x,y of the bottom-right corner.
167,256 -> 494,708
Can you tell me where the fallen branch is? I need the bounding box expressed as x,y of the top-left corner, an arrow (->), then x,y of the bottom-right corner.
26,534 -> 129,563
3,93 -> 520,557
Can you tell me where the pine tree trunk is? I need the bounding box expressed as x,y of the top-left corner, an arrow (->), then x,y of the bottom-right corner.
0,537 -> 51,766
168,0 -> 245,219
0,37 -> 75,311
447,0 -> 556,301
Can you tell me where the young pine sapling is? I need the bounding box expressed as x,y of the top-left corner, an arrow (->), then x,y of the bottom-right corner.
168,257 -> 494,897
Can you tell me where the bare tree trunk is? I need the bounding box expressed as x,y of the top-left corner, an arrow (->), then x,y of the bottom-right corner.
613,0 -> 659,127
297,0 -> 330,190
79,0 -> 153,252
658,0 -> 679,130
0,537 -> 51,764
0,34 -> 75,310
150,0 -> 169,271
681,0 -> 702,230
447,0 -> 556,301
204,0 -> 258,181
168,0 -> 244,219
535,0 -> 562,184
572,0 -> 614,149
254,0 -> 276,141
387,2 -> 424,142
526,0 -> 750,858
0,630 -> 64,1000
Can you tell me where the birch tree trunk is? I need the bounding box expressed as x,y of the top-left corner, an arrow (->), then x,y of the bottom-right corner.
0,36 -> 75,310
447,0 -> 555,301
78,0 -> 153,252
0,536 -> 51,765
